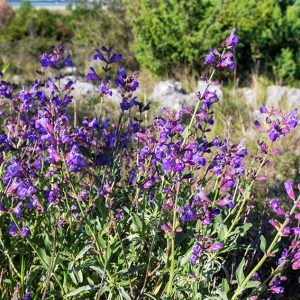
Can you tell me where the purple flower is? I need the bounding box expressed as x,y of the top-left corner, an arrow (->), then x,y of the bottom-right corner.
190,254 -> 198,265
173,161 -> 185,172
254,120 -> 263,131
98,80 -> 112,97
205,48 -> 215,64
283,109 -> 298,128
269,198 -> 285,215
85,67 -> 101,81
218,194 -> 234,208
225,28 -> 239,48
109,53 -> 122,63
66,145 -> 87,172
22,292 -> 31,300
13,202 -> 23,218
115,65 -> 139,92
218,52 -> 235,69
8,222 -> 19,236
47,146 -> 61,163
22,223 -> 30,237
284,180 -> 295,201
260,102 -> 268,113
192,242 -> 203,256
208,242 -> 223,251
94,48 -> 107,62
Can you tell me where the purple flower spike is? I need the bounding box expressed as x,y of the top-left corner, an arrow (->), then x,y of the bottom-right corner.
208,242 -> 223,251
284,180 -> 295,201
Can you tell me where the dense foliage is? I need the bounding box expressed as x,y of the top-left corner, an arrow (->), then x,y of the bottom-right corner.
127,0 -> 300,82
0,29 -> 300,299
1,0 -> 300,84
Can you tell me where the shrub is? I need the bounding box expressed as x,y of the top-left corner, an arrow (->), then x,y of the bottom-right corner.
0,29 -> 300,300
274,48 -> 297,84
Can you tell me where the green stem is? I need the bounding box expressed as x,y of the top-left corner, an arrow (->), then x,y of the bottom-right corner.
167,184 -> 180,295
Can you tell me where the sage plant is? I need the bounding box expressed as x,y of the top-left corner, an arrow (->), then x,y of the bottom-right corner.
0,29 -> 299,300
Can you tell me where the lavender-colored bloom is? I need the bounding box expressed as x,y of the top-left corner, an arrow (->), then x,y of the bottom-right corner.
219,52 -> 235,69
17,181 -> 36,200
192,242 -> 203,255
284,180 -> 295,201
143,179 -> 153,189
218,194 -> 234,208
173,161 -> 185,172
89,117 -> 99,130
205,48 -> 215,64
278,248 -> 288,265
22,223 -> 30,237
190,254 -> 198,265
22,292 -> 31,300
291,227 -> 300,235
13,202 -> 23,218
115,65 -> 139,92
94,48 -> 107,62
8,222 -> 19,236
254,120 -> 263,131
85,67 -> 101,81
99,80 -> 112,97
66,145 -> 87,172
225,28 -> 239,48
109,53 -> 122,63
208,242 -> 223,251
268,125 -> 281,142
283,109 -> 298,128
269,198 -> 285,215
4,158 -> 22,184
260,102 -> 268,113
47,146 -> 61,163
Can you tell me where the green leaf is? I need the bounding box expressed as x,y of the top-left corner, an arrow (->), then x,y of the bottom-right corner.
236,258 -> 245,285
89,266 -> 104,276
75,244 -> 92,261
180,246 -> 193,266
222,278 -> 230,294
65,285 -> 97,297
132,213 -> 143,230
144,292 -> 160,300
232,223 -> 252,236
36,248 -> 50,270
245,281 -> 260,289
118,287 -> 131,300
260,235 -> 267,253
